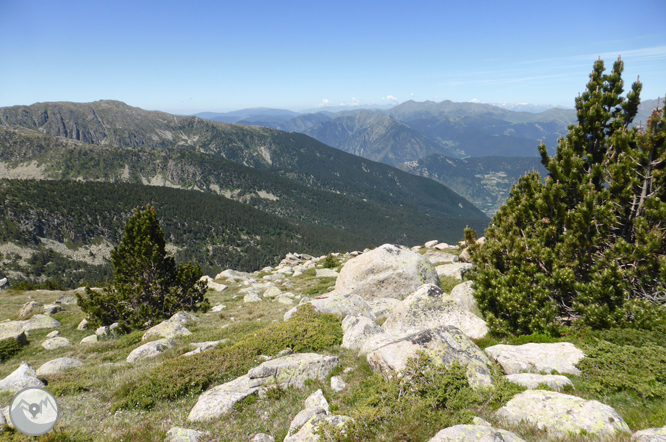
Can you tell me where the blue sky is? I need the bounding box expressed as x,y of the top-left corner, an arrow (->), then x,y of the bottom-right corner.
1,0 -> 665,114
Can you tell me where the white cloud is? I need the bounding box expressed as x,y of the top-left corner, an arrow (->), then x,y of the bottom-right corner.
471,98 -> 480,103
317,99 -> 331,107
382,95 -> 399,103
411,93 -> 415,97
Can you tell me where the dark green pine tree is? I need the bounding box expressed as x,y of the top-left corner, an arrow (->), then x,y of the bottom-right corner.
468,57 -> 666,336
77,205 -> 209,332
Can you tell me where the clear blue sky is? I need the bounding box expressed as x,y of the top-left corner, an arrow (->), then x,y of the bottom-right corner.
1,0 -> 665,114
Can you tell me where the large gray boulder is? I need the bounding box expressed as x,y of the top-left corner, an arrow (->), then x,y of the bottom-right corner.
367,298 -> 401,320
142,321 -> 192,341
633,427 -> 666,442
18,301 -> 42,318
36,358 -> 84,376
55,293 -> 78,305
449,281 -> 478,312
284,414 -> 352,442
0,362 -> 44,392
244,292 -> 263,303
427,424 -> 525,442
168,311 -> 199,326
485,342 -> 585,375
215,269 -> 252,281
382,284 -> 488,340
496,390 -> 630,437
0,330 -> 28,346
341,316 -> 382,352
367,326 -> 494,389
505,373 -> 573,391
422,249 -> 459,265
284,294 -> 376,321
126,338 -> 175,364
165,427 -> 206,442
41,337 -> 72,350
188,353 -> 339,422
334,244 -> 440,301
435,263 -> 475,280
0,316 -> 61,337
199,275 -> 227,292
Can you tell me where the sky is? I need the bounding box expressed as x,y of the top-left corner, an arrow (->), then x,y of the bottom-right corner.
1,0 -> 665,114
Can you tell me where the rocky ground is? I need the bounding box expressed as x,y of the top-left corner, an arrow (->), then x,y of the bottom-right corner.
0,241 -> 664,442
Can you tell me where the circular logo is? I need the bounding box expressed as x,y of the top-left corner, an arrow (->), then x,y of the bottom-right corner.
9,387 -> 60,436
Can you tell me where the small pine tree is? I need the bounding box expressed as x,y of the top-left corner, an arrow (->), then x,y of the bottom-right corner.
469,58 -> 666,336
77,205 -> 209,331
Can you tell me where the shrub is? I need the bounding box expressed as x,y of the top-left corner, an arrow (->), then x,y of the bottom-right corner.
0,337 -> 23,362
322,253 -> 339,269
76,205 -> 209,332
112,304 -> 342,411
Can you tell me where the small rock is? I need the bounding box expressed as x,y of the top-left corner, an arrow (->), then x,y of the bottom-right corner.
435,263 -> 474,280
427,424 -> 525,442
331,376 -> 346,392
244,292 -> 263,303
46,330 -> 59,339
126,338 -> 175,363
458,248 -> 472,263
143,321 -> 192,341
165,426 -> 206,442
505,373 -> 574,391
485,342 -> 585,375
18,301 -> 42,318
77,318 -> 89,331
168,311 -> 199,325
36,358 -> 84,376
43,304 -> 64,315
81,335 -> 98,344
252,434 -> 275,442
425,240 -> 439,248
449,281 -> 477,312
264,286 -> 282,298
316,268 -> 338,278
275,295 -> 295,305
41,337 -> 71,350
0,362 -> 44,392
633,427 -> 666,442
211,304 -> 227,312
55,294 -> 78,305
95,326 -> 109,336
0,277 -> 7,289
284,414 -> 352,442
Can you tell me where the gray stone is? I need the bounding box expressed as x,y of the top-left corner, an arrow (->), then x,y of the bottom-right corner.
244,292 -> 263,303
81,335 -> 98,344
367,326 -> 494,389
382,284 -> 488,340
126,338 -> 175,364
435,263 -> 475,280
425,240 -> 439,248
264,286 -> 282,298
505,373 -> 574,391
633,427 -> 666,442
211,304 -> 227,312
304,389 -> 329,412
276,294 -> 295,305
367,298 -> 401,320
485,342 -> 585,375
46,330 -> 59,338
284,414 -> 352,442
77,318 -> 89,331
423,249 -> 459,265
215,269 -> 252,280
43,304 -> 64,315
252,434 -> 275,442
331,376 -> 346,392
168,311 -> 199,325
496,390 -> 630,437
96,325 -> 109,336
288,407 -> 328,437
165,426 -> 206,442
200,275 -> 227,292
143,321 -> 192,341
335,244 -> 440,301
188,353 -> 338,422
341,316 -> 382,352
263,273 -> 285,281
18,301 -> 42,318
0,362 -> 44,392
316,268 -> 338,278
55,294 -> 78,305
309,293 -> 376,320
36,358 -> 84,376
0,277 -> 7,288
458,248 -> 472,263
0,330 -> 28,346
427,424 -> 526,442
21,315 -> 61,331
449,281 -> 478,312
41,337 -> 71,350
277,266 -> 294,274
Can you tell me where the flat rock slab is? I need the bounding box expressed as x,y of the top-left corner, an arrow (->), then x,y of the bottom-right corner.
127,338 -> 175,364
55,294 -> 78,305
367,326 -> 494,389
208,281 -> 228,292
244,293 -> 263,303
211,304 -> 227,312
334,244 -> 440,302
0,330 -> 28,346
43,304 -> 64,315
367,298 -> 401,320
341,316 -> 382,352
284,414 -> 352,442
0,362 -> 44,392
284,294 -> 376,321
165,426 -> 206,442
81,335 -> 98,344
435,263 -> 474,280
427,424 -> 525,442
315,268 -> 338,278
633,427 -> 666,442
142,321 -> 192,341
505,373 -> 573,391
189,353 -> 338,422
382,284 -> 488,340
19,301 -> 42,318
0,315 -> 61,335
423,250 -> 459,265
168,311 -> 199,325
36,358 -> 84,376
264,286 -> 282,298
41,337 -> 72,350
485,342 -> 585,375
496,390 -> 630,437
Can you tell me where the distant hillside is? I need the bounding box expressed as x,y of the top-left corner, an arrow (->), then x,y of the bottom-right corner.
399,155 -> 548,216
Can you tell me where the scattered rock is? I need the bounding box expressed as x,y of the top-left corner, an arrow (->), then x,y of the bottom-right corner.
0,330 -> 28,346
252,434 -> 275,442
309,294 -> 376,320
382,284 -> 488,340
341,316 -> 382,352
331,376 -> 346,392
435,263 -> 474,280
277,266 -> 294,274
96,326 -> 109,336
36,358 -> 84,376
168,311 -> 199,326
143,321 -> 192,341
215,269 -> 252,281
276,295 -> 295,305
200,275 -> 227,292
425,240 -> 439,248
43,304 -> 64,315
367,298 -> 401,320
316,268 -> 338,278
81,335 -> 98,344
264,286 -> 282,298
0,277 -> 7,289
0,315 -> 60,336
41,337 -> 72,350
304,389 -> 329,412
0,362 -> 44,392
335,244 -> 440,301
449,281 -> 477,312
284,414 -> 352,442
77,318 -> 89,331
505,373 -> 574,391
422,249 -> 459,265
126,338 -> 175,363
244,292 -> 263,303
496,390 -> 630,437
633,427 -> 666,442
263,273 -> 285,281
165,426 -> 206,442
485,342 -> 585,375
427,424 -> 526,442
183,340 -> 228,356
18,301 -> 42,318
211,304 -> 227,312
366,326 -> 494,389
458,248 -> 472,263
55,294 -> 78,305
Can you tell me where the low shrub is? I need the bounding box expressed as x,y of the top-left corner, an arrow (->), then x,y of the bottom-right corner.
0,337 -> 23,362
112,304 -> 342,411
322,254 -> 340,269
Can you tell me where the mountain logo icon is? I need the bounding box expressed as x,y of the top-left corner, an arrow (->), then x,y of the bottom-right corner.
9,387 -> 60,436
